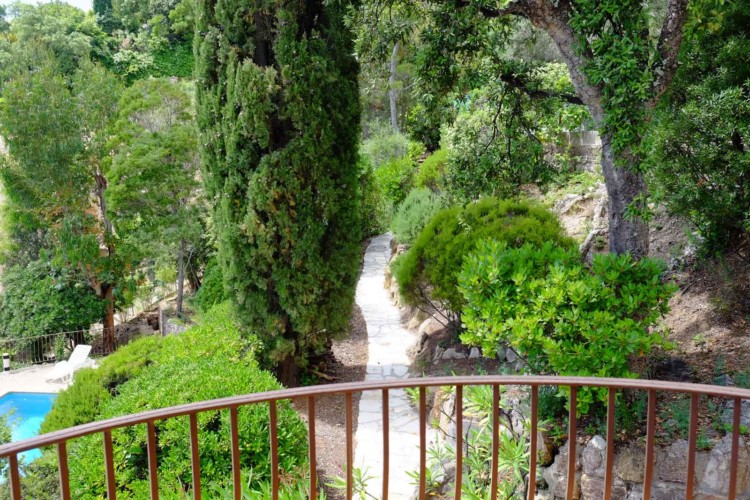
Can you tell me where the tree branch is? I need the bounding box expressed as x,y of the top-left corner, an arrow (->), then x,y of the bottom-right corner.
497,72 -> 584,105
648,0 -> 690,106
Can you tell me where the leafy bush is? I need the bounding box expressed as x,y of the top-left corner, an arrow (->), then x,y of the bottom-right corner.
391,188 -> 444,245
645,2 -> 750,251
361,124 -> 410,168
192,258 -> 227,313
0,259 -> 105,340
442,86 -> 555,203
392,198 -> 574,316
415,149 -> 448,191
358,161 -> 390,238
460,241 -> 676,413
373,157 -> 416,208
37,304 -> 305,497
68,357 -> 306,498
41,336 -> 163,434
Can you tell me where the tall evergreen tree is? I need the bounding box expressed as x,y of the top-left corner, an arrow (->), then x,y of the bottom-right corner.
195,0 -> 362,385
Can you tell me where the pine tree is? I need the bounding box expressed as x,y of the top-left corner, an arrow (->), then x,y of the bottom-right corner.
195,0 -> 362,385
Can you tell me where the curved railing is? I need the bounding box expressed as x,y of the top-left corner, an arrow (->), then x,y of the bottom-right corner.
2,376 -> 750,499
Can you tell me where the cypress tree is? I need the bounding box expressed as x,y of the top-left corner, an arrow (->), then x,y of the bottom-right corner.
195,0 -> 362,385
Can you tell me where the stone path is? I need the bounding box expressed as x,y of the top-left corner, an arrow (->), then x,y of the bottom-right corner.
353,233 -> 420,499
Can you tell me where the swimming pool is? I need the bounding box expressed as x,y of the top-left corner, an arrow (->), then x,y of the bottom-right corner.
0,392 -> 57,462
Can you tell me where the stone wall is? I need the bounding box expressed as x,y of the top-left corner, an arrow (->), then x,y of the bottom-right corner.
539,433 -> 750,499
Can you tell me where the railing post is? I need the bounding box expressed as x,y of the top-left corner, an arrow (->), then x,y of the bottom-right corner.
566,387 -> 578,500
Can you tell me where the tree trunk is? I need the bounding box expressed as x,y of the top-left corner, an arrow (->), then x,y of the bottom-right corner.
389,42 -> 399,133
177,239 -> 186,315
102,284 -> 116,354
600,133 -> 650,259
276,353 -> 301,387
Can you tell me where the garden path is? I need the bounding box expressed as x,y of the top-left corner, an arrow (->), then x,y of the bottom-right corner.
353,233 -> 421,499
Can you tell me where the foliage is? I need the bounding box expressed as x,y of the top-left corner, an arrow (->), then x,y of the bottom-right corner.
195,0 -> 362,382
645,1 -> 750,251
443,84 -> 558,203
393,198 -> 573,317
0,55 -> 129,346
361,123 -> 411,168
414,148 -> 448,191
408,385 -> 530,497
459,241 -> 676,413
41,336 -> 163,434
0,259 -> 105,340
191,258 -> 227,313
391,188 -> 444,245
358,160 -> 391,239
1,2 -> 113,76
106,77 -> 204,313
69,358 -> 306,498
207,470 -> 326,499
373,157 -> 416,209
37,304 -> 307,497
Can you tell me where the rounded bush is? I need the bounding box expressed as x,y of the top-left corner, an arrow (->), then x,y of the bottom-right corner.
391,188 -> 444,245
392,198 -> 574,314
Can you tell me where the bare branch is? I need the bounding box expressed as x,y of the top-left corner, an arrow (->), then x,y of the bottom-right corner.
648,0 -> 690,106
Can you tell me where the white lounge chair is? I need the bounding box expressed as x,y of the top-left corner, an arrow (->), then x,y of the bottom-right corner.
46,344 -> 92,383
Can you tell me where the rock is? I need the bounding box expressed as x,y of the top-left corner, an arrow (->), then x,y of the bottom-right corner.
716,374 -> 735,387
721,399 -> 750,429
615,444 -> 645,483
627,482 -> 685,500
506,348 -> 518,363
534,490 -> 554,500
656,439 -> 708,484
537,431 -> 555,466
433,346 -> 444,363
542,441 -> 582,499
405,308 -> 429,330
580,474 -> 627,499
418,318 -> 445,337
442,348 -> 466,360
496,348 -> 506,362
534,491 -> 554,500
582,435 -> 606,477
555,194 -> 586,215
697,434 -> 750,497
469,347 -> 481,359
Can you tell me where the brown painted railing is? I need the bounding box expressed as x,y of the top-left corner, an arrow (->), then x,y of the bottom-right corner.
2,376 -> 750,499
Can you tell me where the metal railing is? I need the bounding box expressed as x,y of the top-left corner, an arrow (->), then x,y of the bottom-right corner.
1,376 -> 749,499
0,328 -> 118,368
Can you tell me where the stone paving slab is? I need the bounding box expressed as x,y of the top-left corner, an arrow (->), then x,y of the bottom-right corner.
0,364 -> 68,397
353,234 -> 420,499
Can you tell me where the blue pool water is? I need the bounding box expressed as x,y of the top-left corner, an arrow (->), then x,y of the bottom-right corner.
0,392 -> 56,462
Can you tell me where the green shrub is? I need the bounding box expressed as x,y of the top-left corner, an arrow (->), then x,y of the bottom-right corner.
38,304 -> 302,498
459,241 -> 676,413
391,188 -> 444,245
41,336 -> 164,434
373,157 -> 416,208
358,161 -> 390,238
392,198 -> 574,316
0,259 -> 105,340
645,2 -> 750,252
415,149 -> 448,191
361,124 -> 410,168
68,357 -> 307,498
192,258 -> 227,313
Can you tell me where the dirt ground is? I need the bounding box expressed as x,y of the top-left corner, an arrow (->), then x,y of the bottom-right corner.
293,304 -> 369,499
